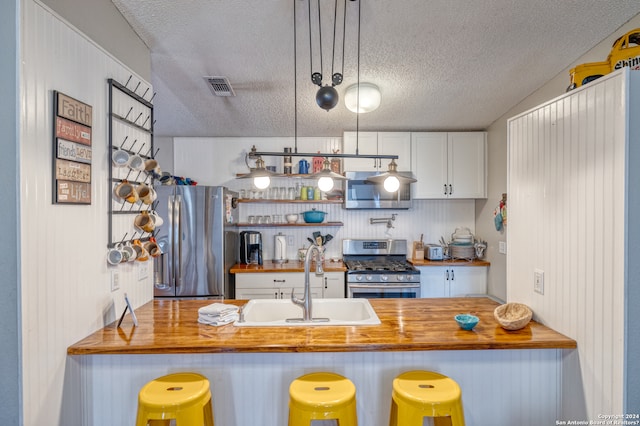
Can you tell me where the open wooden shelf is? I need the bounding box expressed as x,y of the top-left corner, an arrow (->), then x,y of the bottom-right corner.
236,198 -> 343,204
235,221 -> 343,228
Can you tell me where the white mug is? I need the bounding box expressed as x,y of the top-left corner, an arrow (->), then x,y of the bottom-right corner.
112,149 -> 130,167
150,211 -> 164,227
129,154 -> 145,171
122,241 -> 137,262
107,246 -> 123,265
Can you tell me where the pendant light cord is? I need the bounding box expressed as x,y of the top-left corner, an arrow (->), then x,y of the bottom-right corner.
355,0 -> 361,155
294,0 -> 298,153
308,0 -> 323,86
331,0 -> 337,80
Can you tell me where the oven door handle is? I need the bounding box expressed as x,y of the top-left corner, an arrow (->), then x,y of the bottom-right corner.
348,284 -> 420,289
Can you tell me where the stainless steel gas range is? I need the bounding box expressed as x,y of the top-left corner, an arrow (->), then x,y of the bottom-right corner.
343,239 -> 421,298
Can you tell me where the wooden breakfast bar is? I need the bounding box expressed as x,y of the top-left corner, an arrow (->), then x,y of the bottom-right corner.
67,298 -> 576,426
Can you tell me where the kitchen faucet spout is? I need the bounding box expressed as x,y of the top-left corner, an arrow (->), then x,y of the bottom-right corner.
289,244 -> 327,322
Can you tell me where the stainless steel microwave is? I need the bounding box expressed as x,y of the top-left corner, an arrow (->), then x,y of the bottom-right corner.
343,171 -> 413,209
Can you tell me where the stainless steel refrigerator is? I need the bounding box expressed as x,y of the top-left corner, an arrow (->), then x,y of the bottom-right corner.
153,185 -> 238,298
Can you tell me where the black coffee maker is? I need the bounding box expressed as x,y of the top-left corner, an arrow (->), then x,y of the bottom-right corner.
240,231 -> 263,265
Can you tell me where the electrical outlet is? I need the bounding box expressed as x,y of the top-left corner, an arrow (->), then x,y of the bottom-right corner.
534,269 -> 544,294
287,235 -> 295,246
138,263 -> 149,281
111,270 -> 120,292
498,241 -> 507,254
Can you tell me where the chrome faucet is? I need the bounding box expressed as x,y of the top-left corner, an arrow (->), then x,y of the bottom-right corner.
288,244 -> 328,323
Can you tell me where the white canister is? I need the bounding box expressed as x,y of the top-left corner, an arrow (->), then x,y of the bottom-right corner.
274,233 -> 287,264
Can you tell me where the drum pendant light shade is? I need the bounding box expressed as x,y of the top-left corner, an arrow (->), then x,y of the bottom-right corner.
345,83 -> 381,113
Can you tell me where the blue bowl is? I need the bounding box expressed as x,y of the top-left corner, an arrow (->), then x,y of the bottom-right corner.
454,314 -> 479,330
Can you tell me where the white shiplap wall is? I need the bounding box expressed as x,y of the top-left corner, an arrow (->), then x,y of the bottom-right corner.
71,349 -> 563,426
507,70 -> 636,417
20,2 -> 153,425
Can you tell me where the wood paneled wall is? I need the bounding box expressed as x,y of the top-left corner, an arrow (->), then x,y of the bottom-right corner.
20,2 -> 153,424
507,70 -> 640,417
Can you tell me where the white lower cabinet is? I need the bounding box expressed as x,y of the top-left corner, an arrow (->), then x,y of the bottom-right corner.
418,266 -> 487,298
321,273 -> 346,298
235,272 -> 344,299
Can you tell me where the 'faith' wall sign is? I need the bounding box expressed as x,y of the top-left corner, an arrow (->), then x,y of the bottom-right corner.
52,91 -> 92,204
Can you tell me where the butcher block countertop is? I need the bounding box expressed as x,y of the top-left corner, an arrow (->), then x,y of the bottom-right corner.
231,260 -> 347,273
67,298 -> 575,355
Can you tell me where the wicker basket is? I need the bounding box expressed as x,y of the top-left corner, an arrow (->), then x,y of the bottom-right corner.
494,303 -> 533,330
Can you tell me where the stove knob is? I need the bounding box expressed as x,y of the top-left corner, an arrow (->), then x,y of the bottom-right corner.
407,274 -> 415,282
397,274 -> 405,281
356,275 -> 363,282
366,275 -> 373,281
381,275 -> 388,282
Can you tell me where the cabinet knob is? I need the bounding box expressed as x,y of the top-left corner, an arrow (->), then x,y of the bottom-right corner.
449,184 -> 453,195
451,269 -> 455,281
274,279 -> 286,283
443,184 -> 448,195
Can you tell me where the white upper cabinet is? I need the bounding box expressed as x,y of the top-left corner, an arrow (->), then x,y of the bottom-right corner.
343,132 -> 411,171
411,132 -> 487,199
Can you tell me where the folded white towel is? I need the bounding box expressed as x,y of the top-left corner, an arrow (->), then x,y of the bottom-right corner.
198,303 -> 239,317
198,312 -> 239,326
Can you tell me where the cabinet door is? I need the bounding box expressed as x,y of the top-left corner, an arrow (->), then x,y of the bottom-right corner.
343,132 -> 380,171
418,267 -> 448,298
319,272 -> 345,298
378,132 -> 412,171
448,267 -> 487,297
411,133 -> 449,199
447,132 -> 487,199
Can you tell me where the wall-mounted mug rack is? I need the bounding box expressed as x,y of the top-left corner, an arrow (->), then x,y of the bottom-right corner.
107,77 -> 156,255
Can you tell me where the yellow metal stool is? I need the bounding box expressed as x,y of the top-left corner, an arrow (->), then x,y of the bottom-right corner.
389,371 -> 465,426
288,372 -> 358,426
135,372 -> 214,426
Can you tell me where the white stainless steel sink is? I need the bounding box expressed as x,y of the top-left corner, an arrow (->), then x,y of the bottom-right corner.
234,298 -> 381,327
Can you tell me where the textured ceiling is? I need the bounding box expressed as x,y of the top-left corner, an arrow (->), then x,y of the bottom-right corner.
112,0 -> 640,138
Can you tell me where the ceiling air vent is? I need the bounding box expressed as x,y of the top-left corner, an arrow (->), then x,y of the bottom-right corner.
204,76 -> 236,97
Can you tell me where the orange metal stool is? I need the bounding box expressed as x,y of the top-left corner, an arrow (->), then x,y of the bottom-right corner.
389,371 -> 465,426
288,372 -> 358,426
135,372 -> 214,426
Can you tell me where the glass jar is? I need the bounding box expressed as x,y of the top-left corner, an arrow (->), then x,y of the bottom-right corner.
283,147 -> 292,174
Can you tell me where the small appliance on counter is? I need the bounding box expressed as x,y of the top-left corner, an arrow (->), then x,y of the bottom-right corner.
425,244 -> 444,260
240,231 -> 263,265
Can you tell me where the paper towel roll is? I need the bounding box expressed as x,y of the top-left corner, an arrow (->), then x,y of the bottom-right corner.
274,234 -> 287,263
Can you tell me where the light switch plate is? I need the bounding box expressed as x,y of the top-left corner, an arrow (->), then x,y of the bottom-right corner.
111,270 -> 120,292
138,263 -> 149,281
534,269 -> 544,294
499,241 -> 507,254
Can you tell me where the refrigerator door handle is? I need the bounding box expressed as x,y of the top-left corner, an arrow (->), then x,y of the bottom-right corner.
175,194 -> 183,287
